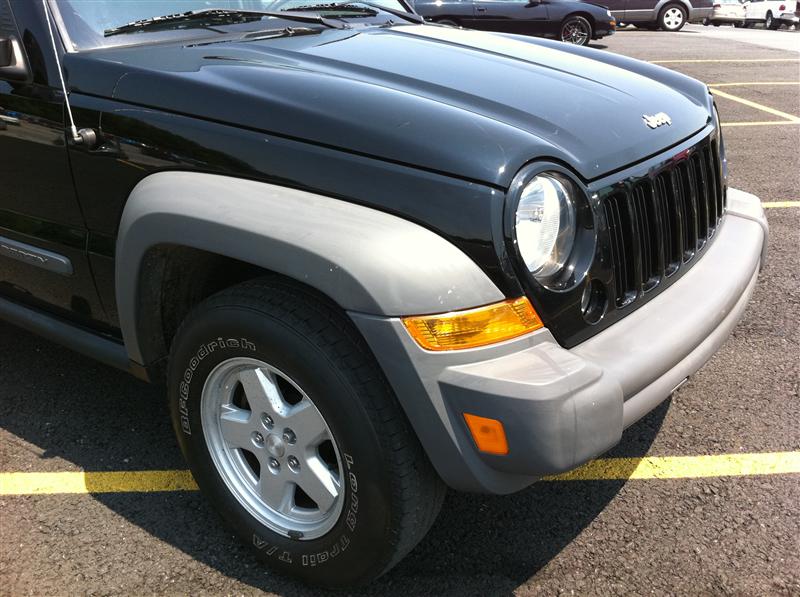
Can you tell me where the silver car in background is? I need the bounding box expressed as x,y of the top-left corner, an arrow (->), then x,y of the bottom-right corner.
703,0 -> 746,25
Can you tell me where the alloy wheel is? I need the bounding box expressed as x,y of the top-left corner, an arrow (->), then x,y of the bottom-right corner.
201,357 -> 344,540
561,19 -> 590,45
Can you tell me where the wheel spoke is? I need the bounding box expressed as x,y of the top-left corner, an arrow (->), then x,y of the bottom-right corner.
219,405 -> 254,450
286,399 -> 329,445
258,473 -> 295,514
296,456 -> 339,512
238,368 -> 289,418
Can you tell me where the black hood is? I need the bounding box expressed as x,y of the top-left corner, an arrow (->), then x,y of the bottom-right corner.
67,24 -> 713,187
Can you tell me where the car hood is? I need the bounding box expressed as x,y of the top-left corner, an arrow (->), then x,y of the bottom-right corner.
67,24 -> 712,187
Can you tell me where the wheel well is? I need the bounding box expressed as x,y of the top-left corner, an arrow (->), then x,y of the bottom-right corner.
659,1 -> 688,16
564,12 -> 595,26
135,245 -> 326,381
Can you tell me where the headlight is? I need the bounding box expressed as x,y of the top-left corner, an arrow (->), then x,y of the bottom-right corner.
515,174 -> 576,279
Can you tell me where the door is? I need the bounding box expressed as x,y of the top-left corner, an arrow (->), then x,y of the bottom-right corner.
0,0 -> 107,328
466,0 -> 551,36
600,0 -> 627,21
745,0 -> 766,19
623,0 -> 658,22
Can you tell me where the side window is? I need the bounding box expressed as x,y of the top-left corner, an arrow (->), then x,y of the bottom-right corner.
0,0 -> 16,37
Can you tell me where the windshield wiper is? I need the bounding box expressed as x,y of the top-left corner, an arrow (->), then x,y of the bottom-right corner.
286,2 -> 424,23
104,8 -> 347,37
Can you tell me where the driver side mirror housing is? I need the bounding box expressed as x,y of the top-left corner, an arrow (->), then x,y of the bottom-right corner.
0,36 -> 30,81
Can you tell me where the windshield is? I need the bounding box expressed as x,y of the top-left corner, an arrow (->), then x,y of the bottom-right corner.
53,0 -> 412,50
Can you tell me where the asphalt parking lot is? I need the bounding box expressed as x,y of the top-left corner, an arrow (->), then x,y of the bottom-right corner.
2,25 -> 799,597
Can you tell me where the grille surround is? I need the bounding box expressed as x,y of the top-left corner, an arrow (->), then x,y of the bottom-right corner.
602,134 -> 726,310
505,127 -> 726,349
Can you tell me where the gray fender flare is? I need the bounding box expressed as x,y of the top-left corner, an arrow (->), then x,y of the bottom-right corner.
116,172 -> 504,365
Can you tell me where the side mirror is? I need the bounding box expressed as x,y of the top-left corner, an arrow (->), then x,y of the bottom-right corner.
0,36 -> 29,81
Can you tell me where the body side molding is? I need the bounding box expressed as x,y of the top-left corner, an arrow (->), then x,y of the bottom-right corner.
116,172 -> 505,366
0,235 -> 74,275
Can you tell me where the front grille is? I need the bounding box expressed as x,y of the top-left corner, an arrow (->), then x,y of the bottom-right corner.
603,136 -> 725,309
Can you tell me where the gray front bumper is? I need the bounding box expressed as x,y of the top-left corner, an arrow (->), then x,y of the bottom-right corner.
351,188 -> 768,494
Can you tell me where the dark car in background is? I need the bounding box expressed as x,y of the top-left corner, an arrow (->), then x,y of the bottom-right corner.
410,0 -> 617,45
608,0 -> 713,30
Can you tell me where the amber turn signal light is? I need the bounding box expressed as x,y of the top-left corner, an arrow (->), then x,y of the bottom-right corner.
402,297 -> 543,351
463,413 -> 509,455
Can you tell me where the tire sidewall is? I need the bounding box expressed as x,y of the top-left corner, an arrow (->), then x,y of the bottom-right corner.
168,303 -> 395,586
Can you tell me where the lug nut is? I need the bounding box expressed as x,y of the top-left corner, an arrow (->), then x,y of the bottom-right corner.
261,413 -> 274,429
282,429 -> 296,444
269,458 -> 280,470
252,431 -> 264,446
288,456 -> 300,471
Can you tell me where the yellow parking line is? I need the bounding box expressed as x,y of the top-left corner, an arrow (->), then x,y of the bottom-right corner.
762,201 -> 800,208
709,82 -> 800,87
2,452 -> 799,495
723,121 -> 800,127
547,452 -> 800,481
0,470 -> 198,495
711,88 -> 800,122
651,59 -> 800,64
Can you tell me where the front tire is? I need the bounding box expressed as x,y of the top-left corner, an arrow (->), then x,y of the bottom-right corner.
168,278 -> 445,586
560,15 -> 593,45
766,11 -> 780,29
659,3 -> 688,30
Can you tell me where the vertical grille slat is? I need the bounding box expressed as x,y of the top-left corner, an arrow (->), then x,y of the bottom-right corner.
601,133 -> 725,313
604,194 -> 637,307
676,162 -> 698,261
699,146 -> 716,231
655,172 -> 681,275
689,155 -> 708,245
710,139 -> 725,219
632,182 -> 660,291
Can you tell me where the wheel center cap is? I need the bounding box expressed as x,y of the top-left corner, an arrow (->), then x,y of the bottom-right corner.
266,434 -> 286,458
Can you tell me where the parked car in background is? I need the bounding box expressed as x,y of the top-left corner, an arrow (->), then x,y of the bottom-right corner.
609,0 -> 713,30
409,0 -> 616,45
703,0 -> 746,25
744,0 -> 796,27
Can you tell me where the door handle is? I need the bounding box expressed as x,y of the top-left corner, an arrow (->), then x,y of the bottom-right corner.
476,6 -> 487,11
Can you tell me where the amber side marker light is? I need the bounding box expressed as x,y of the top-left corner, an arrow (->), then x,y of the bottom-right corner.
463,413 -> 509,455
402,297 -> 543,351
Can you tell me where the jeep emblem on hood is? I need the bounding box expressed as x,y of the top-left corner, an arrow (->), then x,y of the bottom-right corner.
643,112 -> 672,129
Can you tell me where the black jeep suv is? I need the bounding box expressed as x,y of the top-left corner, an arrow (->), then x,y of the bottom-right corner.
0,0 -> 767,587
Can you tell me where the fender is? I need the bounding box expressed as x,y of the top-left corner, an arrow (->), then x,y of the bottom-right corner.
116,172 -> 505,366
